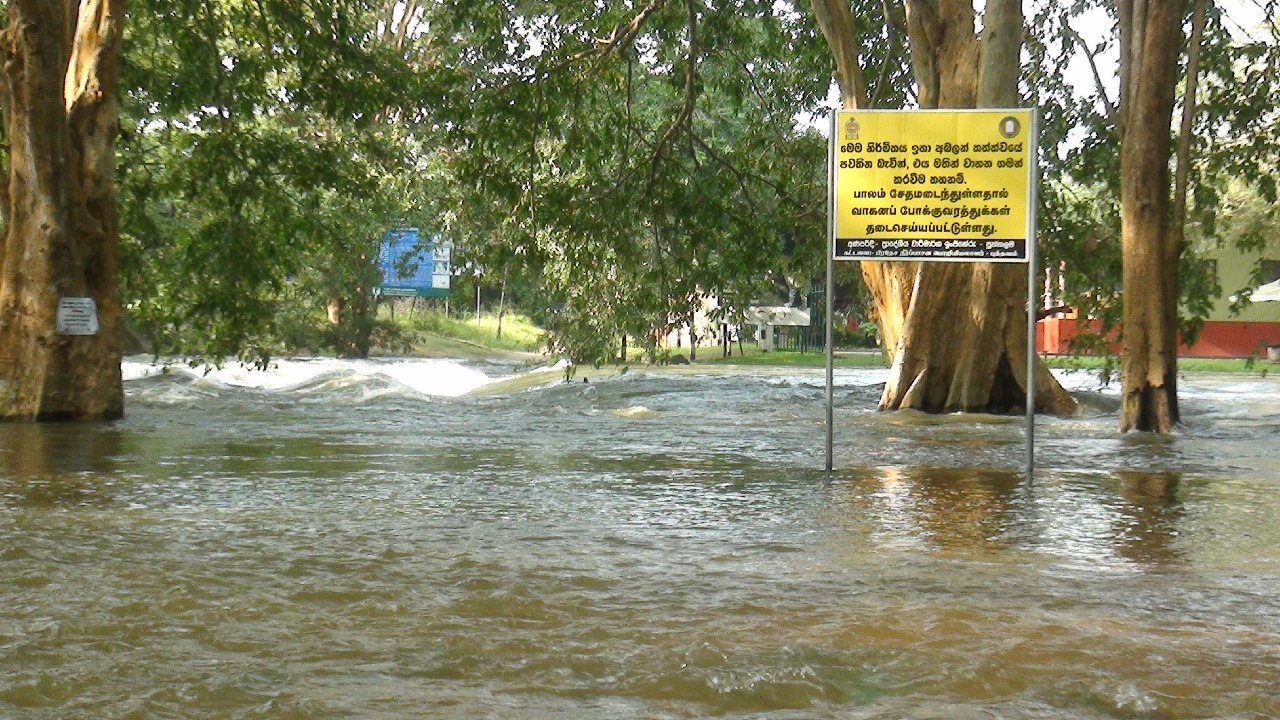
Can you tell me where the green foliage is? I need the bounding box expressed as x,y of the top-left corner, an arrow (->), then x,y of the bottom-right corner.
422,0 -> 851,363
105,0 -> 1279,372
117,0 -> 426,365
1027,0 -> 1280,360
834,318 -> 880,348
705,347 -> 888,368
1180,1 -> 1280,335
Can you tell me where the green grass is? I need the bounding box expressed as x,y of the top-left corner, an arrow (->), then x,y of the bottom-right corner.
1179,357 -> 1273,373
1043,354 -> 1274,374
710,347 -> 1273,374
385,308 -> 545,354
374,305 -> 1277,377
702,346 -> 889,368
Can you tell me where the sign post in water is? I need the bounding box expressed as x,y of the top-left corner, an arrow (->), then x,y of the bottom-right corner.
823,109 -> 1040,479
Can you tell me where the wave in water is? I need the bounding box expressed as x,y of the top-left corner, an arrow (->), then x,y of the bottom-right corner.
123,356 -> 502,399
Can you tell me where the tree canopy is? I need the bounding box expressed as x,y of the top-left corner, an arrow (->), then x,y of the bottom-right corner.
3,0 -> 1278,425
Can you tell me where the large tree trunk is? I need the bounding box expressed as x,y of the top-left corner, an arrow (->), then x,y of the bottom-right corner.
0,0 -> 125,422
1116,0 -> 1185,432
812,0 -> 1077,415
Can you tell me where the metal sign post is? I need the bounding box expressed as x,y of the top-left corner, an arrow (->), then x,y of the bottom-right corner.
1023,110 -> 1041,482
824,108 -> 1040,479
825,112 -> 837,474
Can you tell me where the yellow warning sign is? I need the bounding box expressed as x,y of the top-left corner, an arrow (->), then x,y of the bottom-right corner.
833,109 -> 1035,262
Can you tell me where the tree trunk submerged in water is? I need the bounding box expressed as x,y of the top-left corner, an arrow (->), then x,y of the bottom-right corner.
0,0 -> 126,421
1116,0 -> 1185,432
812,0 -> 1077,416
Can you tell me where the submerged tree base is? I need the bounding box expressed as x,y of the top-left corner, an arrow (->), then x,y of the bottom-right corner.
875,263 -> 1080,418
0,409 -> 125,423
1120,379 -> 1180,433
0,0 -> 127,422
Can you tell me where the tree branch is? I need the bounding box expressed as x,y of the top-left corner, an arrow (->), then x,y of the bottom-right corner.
394,0 -> 420,51
688,133 -> 823,223
903,0 -> 941,108
595,0 -> 666,57
689,134 -> 758,216
868,0 -> 903,108
647,0 -> 699,184
1064,23 -> 1118,126
725,47 -> 773,111
1172,0 -> 1207,239
809,0 -> 869,108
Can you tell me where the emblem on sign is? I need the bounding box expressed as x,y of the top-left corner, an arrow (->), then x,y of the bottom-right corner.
999,116 -> 1021,138
844,117 -> 860,141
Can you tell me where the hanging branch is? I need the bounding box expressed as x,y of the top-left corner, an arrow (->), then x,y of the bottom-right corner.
689,133 -> 824,223
533,0 -> 666,79
681,0 -> 699,164
1064,24 -> 1119,126
646,0 -> 699,185
689,134 -> 759,216
1172,0 -> 1207,238
809,0 -> 870,107
868,0 -> 905,108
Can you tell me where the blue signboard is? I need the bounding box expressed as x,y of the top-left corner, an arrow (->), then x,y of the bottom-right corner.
377,227 -> 451,298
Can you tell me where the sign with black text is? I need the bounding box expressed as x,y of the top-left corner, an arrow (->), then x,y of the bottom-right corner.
833,109 -> 1035,262
55,297 -> 99,336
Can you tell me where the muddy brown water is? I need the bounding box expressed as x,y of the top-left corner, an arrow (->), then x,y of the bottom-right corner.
2,359 -> 1279,719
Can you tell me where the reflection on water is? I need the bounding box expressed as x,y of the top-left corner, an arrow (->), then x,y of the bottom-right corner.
2,359 -> 1280,719
1114,471 -> 1184,566
838,466 -> 1026,553
0,424 -> 122,508
0,423 -> 122,478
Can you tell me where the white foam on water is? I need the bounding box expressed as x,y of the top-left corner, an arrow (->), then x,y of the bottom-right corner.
609,406 -> 656,418
359,358 -> 495,397
122,356 -> 497,398
117,355 -> 1280,404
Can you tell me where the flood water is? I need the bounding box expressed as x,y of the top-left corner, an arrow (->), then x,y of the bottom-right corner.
3,357 -> 1279,719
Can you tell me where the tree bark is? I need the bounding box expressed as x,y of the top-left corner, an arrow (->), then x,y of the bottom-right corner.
0,0 -> 126,422
1116,0 -> 1185,432
812,0 -> 1077,415
809,0 -> 869,108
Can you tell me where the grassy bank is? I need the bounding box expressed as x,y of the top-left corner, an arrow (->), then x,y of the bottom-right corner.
691,347 -> 1274,375
701,346 -> 888,368
381,306 -> 545,358
377,305 -> 1274,376
705,346 -> 1273,374
1043,354 -> 1274,374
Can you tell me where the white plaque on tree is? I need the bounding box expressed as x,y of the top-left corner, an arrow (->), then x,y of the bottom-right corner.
56,297 -> 99,336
